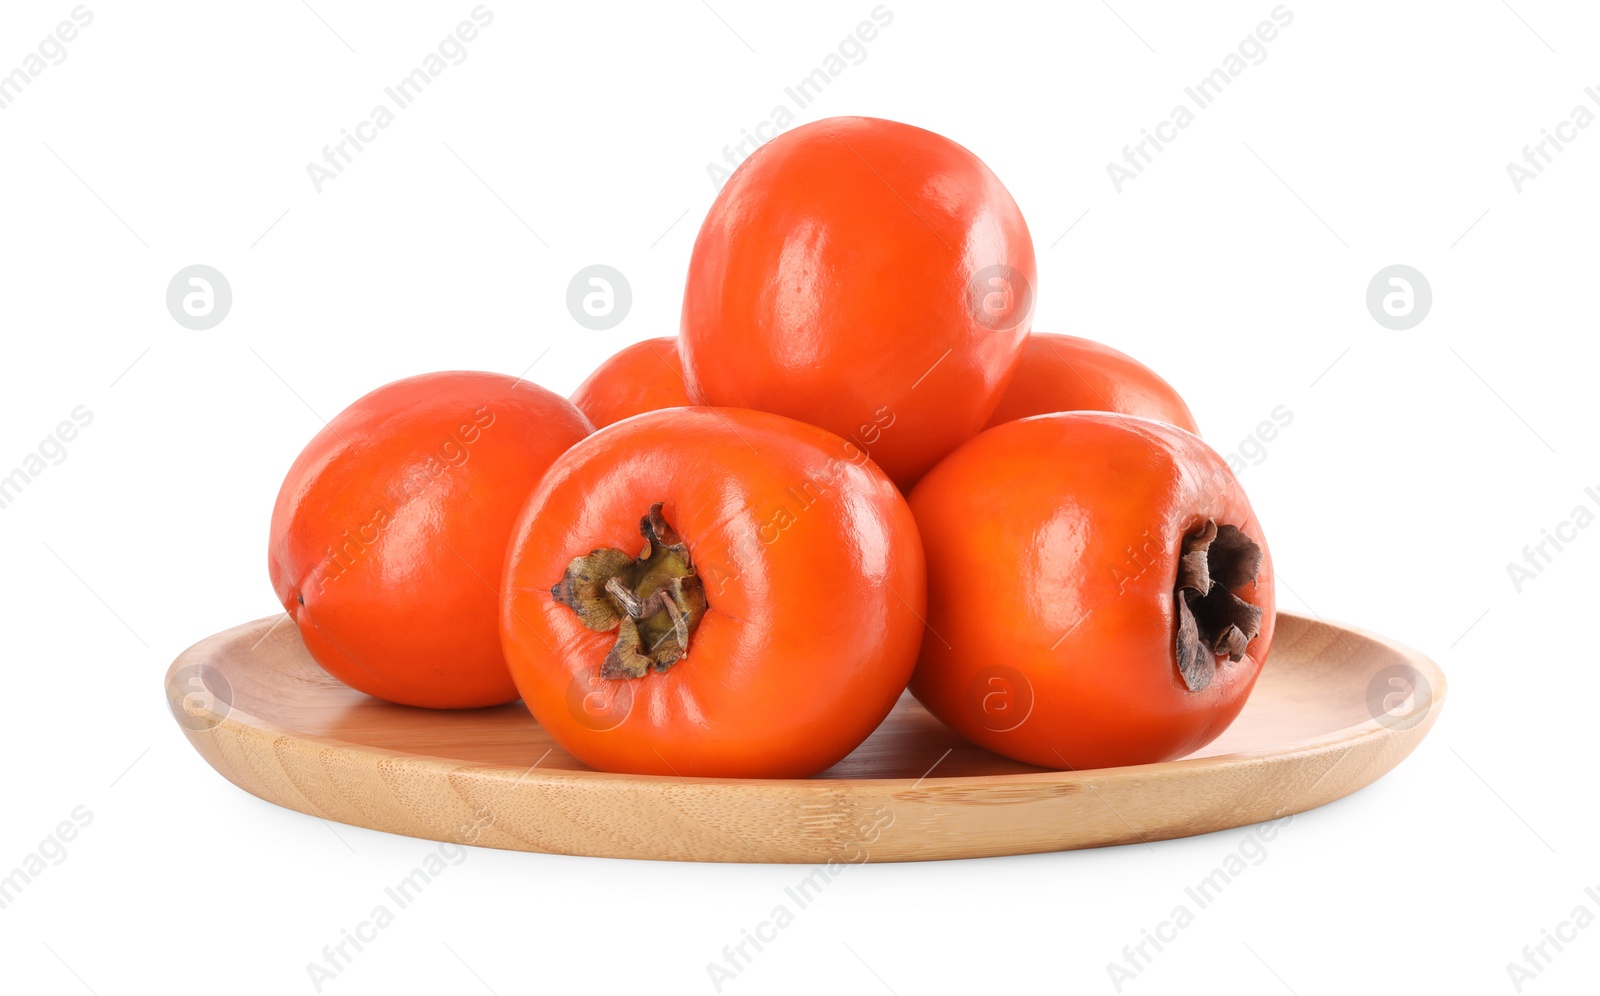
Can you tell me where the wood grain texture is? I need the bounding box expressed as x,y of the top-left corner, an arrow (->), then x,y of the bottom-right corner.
164,612 -> 1445,862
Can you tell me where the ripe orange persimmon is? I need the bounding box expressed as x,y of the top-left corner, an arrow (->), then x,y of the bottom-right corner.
268,371 -> 592,708
680,116 -> 1036,489
985,333 -> 1199,434
908,412 -> 1274,769
499,407 -> 926,777
569,337 -> 691,429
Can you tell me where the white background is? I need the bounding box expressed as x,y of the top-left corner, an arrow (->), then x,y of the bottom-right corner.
1,1 -> 1595,993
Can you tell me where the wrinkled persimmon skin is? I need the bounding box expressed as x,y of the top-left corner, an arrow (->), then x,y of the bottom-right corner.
500,408 -> 927,778
268,372 -> 592,709
569,337 -> 691,429
985,334 -> 1200,434
680,116 -> 1036,490
908,412 -> 1274,770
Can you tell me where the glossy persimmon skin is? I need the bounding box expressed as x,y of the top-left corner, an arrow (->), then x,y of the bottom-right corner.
907,412 -> 1274,770
985,333 -> 1200,434
680,116 -> 1036,490
500,407 -> 926,778
569,337 -> 691,429
268,371 -> 592,709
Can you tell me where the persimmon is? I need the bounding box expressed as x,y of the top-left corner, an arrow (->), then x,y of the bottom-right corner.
985,333 -> 1199,433
569,337 -> 691,429
499,407 -> 926,778
268,371 -> 592,709
680,116 -> 1036,489
907,412 -> 1274,769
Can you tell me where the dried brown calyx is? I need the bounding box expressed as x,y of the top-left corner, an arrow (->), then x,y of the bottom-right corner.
551,503 -> 708,680
1174,520 -> 1264,692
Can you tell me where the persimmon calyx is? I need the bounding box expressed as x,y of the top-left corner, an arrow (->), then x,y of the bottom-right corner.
550,503 -> 708,680
1173,519 -> 1264,692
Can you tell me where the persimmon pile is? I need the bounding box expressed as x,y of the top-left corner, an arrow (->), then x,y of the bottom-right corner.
267,116 -> 1274,779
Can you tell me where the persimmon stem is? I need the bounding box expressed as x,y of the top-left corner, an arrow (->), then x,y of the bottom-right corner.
603,576 -> 648,616
551,503 -> 707,679
1173,520 -> 1264,693
603,576 -> 691,652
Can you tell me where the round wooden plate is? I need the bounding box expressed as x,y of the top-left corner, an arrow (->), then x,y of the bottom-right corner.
164,612 -> 1445,863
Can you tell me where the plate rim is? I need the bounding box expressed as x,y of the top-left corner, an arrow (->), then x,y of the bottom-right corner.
166,610 -> 1447,790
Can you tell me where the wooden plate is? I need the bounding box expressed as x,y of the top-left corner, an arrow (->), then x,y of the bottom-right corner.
164,612 -> 1445,863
